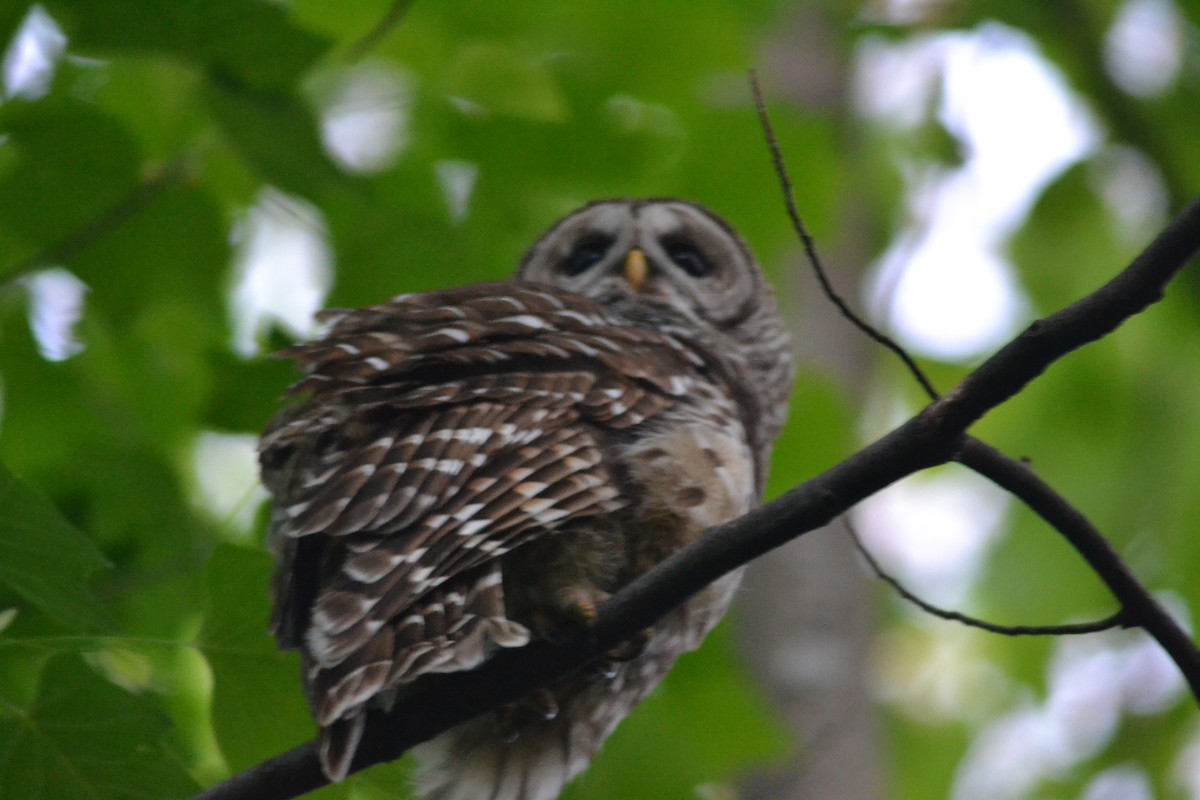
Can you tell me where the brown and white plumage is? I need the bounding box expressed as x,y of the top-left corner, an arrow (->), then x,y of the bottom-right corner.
260,199 -> 794,798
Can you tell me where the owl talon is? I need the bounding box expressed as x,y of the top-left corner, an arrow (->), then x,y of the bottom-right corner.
497,688 -> 559,740
591,627 -> 655,680
527,584 -> 612,640
526,688 -> 559,721
555,585 -> 610,625
496,703 -> 521,743
591,658 -> 620,680
607,626 -> 654,662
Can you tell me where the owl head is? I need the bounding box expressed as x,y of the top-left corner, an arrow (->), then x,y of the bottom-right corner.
516,198 -> 794,464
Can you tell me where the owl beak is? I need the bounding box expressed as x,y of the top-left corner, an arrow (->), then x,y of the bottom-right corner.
623,249 -> 649,292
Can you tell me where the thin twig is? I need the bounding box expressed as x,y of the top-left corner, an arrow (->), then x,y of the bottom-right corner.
2,157 -> 190,280
843,518 -> 1127,636
748,70 -> 940,401
344,0 -> 416,62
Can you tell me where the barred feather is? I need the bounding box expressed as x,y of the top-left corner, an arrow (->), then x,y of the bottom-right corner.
261,199 -> 794,795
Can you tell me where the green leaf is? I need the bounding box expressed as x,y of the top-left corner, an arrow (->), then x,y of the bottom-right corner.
0,655 -> 197,799
69,180 -> 228,332
0,463 -> 108,633
200,544 -> 315,774
49,0 -> 329,92
0,98 -> 141,273
205,74 -> 364,202
200,543 -> 397,798
441,42 -> 567,122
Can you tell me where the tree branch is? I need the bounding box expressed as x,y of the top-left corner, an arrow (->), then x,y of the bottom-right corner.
194,191 -> 1200,799
753,68 -> 1199,688
844,517 -> 1127,636
343,0 -> 416,62
1,157 -> 189,282
749,70 -> 940,401
958,438 -> 1200,690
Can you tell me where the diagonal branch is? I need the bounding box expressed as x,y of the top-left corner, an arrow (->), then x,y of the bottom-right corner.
933,198 -> 1200,429
194,192 -> 1200,800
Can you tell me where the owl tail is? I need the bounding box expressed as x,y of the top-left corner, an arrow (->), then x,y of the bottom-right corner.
413,728 -> 578,800
320,708 -> 579,799
319,713 -> 365,782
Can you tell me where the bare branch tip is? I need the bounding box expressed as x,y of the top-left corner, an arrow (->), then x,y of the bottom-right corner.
842,518 -> 1122,637
747,72 -> 939,401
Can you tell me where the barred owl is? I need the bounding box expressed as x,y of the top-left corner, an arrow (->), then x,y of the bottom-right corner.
260,199 -> 794,800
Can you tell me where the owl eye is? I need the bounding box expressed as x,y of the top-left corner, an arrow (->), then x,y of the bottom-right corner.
662,238 -> 714,278
560,235 -> 614,276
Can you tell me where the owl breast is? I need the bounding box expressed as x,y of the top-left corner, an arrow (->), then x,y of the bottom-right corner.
622,415 -> 757,570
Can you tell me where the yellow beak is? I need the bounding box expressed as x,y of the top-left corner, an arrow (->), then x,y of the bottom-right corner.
624,249 -> 649,292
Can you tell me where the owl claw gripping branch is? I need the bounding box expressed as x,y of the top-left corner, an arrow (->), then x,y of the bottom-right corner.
259,199 -> 794,800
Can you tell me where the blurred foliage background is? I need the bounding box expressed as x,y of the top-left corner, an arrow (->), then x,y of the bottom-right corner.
1,1 -> 1199,799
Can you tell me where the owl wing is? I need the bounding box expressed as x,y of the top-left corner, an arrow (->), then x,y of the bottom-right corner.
260,283 -> 702,777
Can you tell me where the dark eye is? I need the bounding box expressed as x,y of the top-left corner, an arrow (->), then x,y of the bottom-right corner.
662,237 -> 713,278
560,234 -> 614,276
